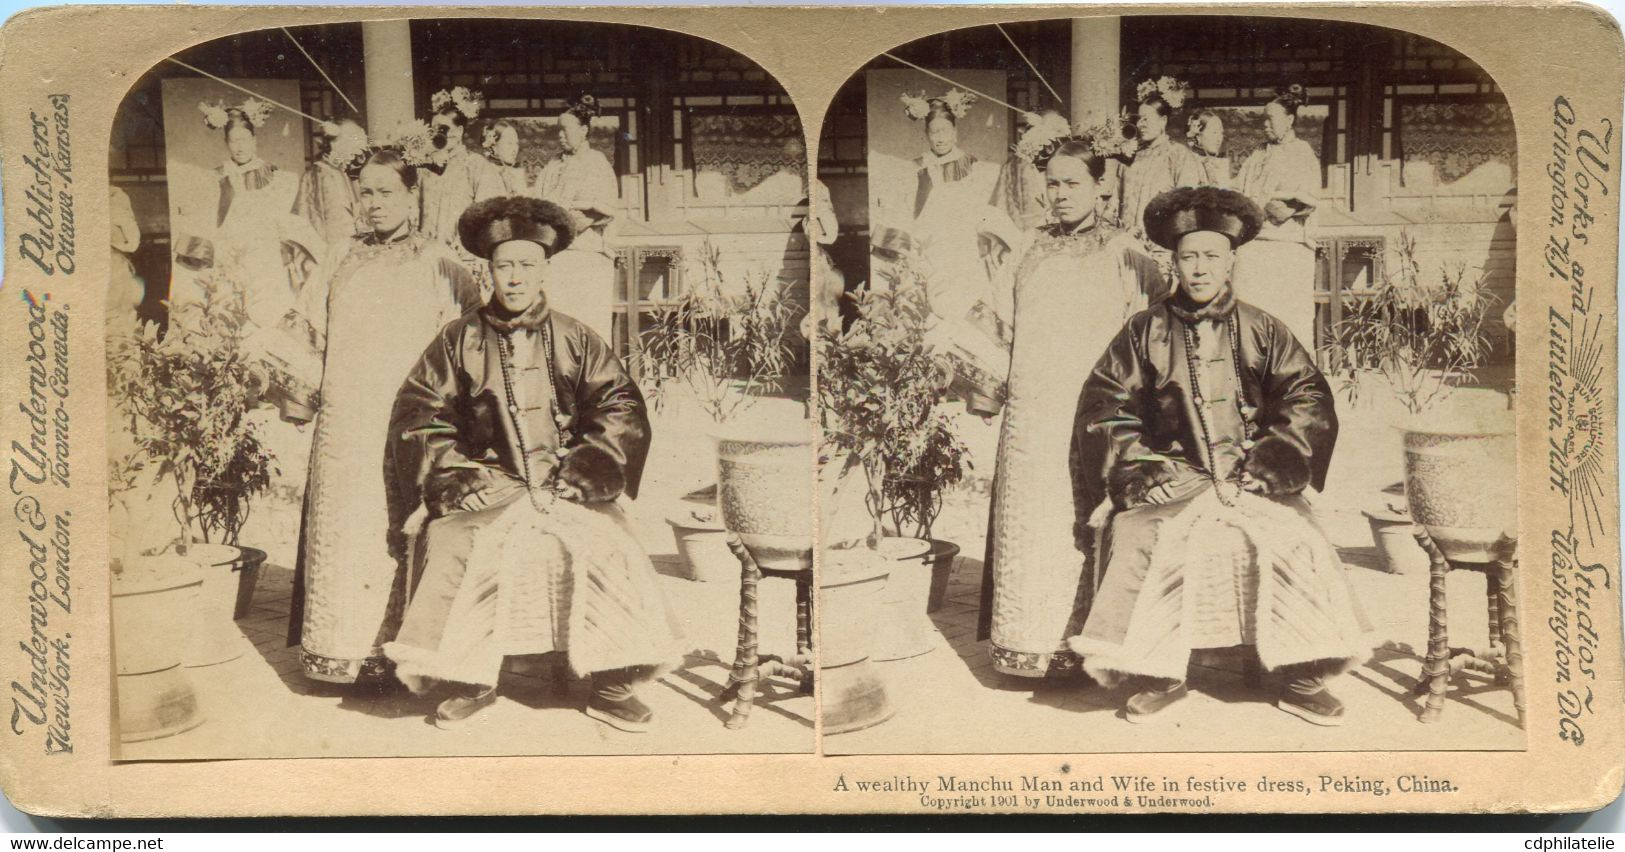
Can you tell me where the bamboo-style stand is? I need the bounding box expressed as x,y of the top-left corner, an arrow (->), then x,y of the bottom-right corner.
1413,529 -> 1525,728
719,534 -> 813,730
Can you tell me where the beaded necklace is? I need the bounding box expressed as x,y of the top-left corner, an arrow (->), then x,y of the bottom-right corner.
1179,310 -> 1259,508
493,319 -> 574,513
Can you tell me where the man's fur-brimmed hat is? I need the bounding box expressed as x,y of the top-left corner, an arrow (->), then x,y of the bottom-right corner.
1143,186 -> 1264,251
458,196 -> 575,259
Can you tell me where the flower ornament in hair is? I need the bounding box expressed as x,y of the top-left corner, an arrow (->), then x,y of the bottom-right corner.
199,102 -> 231,130
1135,76 -> 1192,110
369,119 -> 437,167
1015,112 -> 1077,168
200,98 -> 273,130
940,88 -> 976,119
482,125 -> 499,154
1185,113 -> 1205,145
1279,83 -> 1309,107
900,92 -> 931,121
239,99 -> 274,129
324,121 -> 370,170
1083,111 -> 1136,159
431,86 -> 485,120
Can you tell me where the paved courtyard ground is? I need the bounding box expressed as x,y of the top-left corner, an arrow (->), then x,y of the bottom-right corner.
119,391 -> 815,761
823,397 -> 1528,756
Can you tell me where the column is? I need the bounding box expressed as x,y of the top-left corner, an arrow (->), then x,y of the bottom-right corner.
1069,17 -> 1121,125
362,20 -> 415,131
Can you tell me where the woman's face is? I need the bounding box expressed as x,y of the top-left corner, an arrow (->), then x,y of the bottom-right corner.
225,125 -> 257,166
1264,102 -> 1294,143
560,113 -> 589,153
357,163 -> 414,236
489,239 -> 550,315
494,125 -> 520,165
1045,154 -> 1098,227
1174,230 -> 1235,305
1136,102 -> 1167,144
431,112 -> 464,150
1196,116 -> 1225,156
925,114 -> 958,157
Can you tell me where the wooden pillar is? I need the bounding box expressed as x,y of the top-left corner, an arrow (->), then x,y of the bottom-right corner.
362,21 -> 415,131
1069,17 -> 1122,124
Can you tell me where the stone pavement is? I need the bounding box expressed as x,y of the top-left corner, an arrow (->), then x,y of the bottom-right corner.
120,393 -> 815,760
823,400 -> 1528,756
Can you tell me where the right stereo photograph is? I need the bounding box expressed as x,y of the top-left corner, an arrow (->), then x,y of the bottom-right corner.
814,15 -> 1522,756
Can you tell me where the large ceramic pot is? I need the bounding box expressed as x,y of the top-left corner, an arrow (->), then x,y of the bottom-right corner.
112,556 -> 205,743
717,422 -> 814,572
819,547 -> 895,735
871,537 -> 939,661
924,539 -> 963,613
180,543 -> 260,667
1403,390 -> 1517,562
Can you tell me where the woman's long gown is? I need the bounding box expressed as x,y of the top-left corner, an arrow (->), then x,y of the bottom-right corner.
1235,136 -> 1322,351
535,148 -> 620,342
986,222 -> 1166,677
283,230 -> 483,682
1118,135 -> 1203,237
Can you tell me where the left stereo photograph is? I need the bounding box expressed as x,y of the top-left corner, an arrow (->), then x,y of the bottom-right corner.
106,18 -> 816,761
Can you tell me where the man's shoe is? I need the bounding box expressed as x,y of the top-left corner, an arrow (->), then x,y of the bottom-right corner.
585,692 -> 654,733
433,685 -> 497,728
1124,679 -> 1188,723
1276,685 -> 1346,726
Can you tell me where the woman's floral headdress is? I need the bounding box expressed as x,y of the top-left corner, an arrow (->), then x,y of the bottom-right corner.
320,120 -> 370,170
1274,83 -> 1310,109
367,119 -> 437,168
1020,111 -> 1135,169
430,86 -> 485,120
1135,76 -> 1192,110
901,88 -> 976,121
199,98 -> 274,130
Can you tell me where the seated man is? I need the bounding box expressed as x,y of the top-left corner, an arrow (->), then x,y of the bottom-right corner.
384,196 -> 684,732
1067,186 -> 1372,726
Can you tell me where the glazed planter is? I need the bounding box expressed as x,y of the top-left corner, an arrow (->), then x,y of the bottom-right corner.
665,505 -> 737,583
870,537 -> 939,662
1362,506 -> 1429,575
716,422 -> 815,573
819,547 -> 896,735
112,556 -> 205,743
1402,390 -> 1517,562
924,539 -> 963,613
180,543 -> 260,667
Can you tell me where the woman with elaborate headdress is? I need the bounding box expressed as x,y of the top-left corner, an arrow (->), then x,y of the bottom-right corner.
534,94 -> 621,343
419,87 -> 503,256
293,118 -> 369,251
982,119 -> 1167,679
1187,109 -> 1232,189
1233,84 -> 1323,351
278,132 -> 485,686
1118,77 -> 1204,239
194,98 -> 322,336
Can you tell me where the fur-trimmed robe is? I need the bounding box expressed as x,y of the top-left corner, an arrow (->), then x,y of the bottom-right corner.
1066,289 -> 1372,684
381,301 -> 683,689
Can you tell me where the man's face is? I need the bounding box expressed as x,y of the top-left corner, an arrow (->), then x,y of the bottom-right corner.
1174,230 -> 1235,305
489,239 -> 550,314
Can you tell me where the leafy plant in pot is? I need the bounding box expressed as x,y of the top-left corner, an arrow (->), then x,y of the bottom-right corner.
1321,230 -> 1504,570
630,240 -> 801,581
818,263 -> 971,660
108,269 -> 278,666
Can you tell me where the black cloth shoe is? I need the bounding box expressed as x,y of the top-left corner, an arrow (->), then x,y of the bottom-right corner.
1124,678 -> 1188,723
1276,684 -> 1346,726
586,667 -> 656,732
434,683 -> 497,728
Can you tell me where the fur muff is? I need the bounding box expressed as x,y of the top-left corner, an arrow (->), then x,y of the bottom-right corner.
1108,460 -> 1178,510
559,444 -> 626,503
425,466 -> 500,517
1243,435 -> 1312,496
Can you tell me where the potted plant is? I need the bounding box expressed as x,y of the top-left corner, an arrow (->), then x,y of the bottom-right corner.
1322,230 -> 1505,568
107,269 -> 278,665
818,264 -> 971,660
632,240 -> 803,580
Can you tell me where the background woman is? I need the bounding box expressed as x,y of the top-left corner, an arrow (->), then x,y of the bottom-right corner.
281,147 -> 484,685
1118,81 -> 1203,238
484,119 -> 530,196
985,137 -> 1166,679
535,94 -> 620,342
1234,84 -> 1322,351
293,118 -> 368,252
1188,109 -> 1232,188
419,87 -> 502,257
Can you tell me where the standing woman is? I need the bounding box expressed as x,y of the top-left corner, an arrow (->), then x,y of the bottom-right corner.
419,87 -> 502,257
535,94 -> 620,343
294,118 -> 369,253
281,146 -> 485,685
1188,110 -> 1232,189
1234,84 -> 1322,351
985,136 -> 1166,678
1117,78 -> 1203,240
484,119 -> 531,196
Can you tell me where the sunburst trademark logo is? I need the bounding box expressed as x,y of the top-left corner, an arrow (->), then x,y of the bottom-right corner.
1548,311 -> 1610,545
